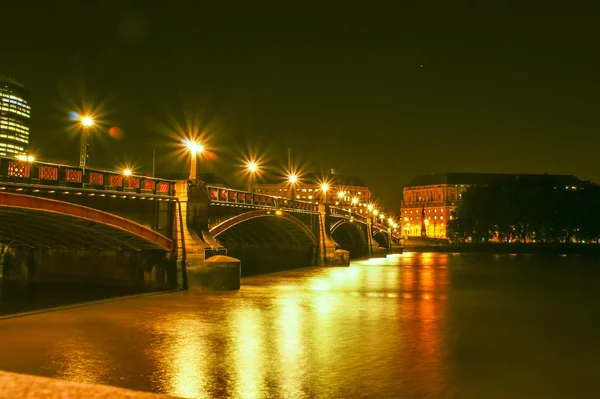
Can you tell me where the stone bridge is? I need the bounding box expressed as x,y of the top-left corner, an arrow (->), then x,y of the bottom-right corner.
0,156 -> 400,291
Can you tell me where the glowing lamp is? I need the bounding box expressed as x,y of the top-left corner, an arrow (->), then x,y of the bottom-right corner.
81,116 -> 94,127
186,140 -> 204,155
247,161 -> 258,173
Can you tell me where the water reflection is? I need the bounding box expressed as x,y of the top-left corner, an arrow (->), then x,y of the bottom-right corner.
232,307 -> 266,399
12,253 -> 598,397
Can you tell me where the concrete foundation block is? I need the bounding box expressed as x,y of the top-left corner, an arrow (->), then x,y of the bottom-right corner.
330,249 -> 350,266
189,255 -> 241,290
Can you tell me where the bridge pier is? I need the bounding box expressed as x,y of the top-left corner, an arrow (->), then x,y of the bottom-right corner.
174,179 -> 241,290
319,204 -> 350,266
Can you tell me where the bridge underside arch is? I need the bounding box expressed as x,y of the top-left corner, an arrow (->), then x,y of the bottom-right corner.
330,220 -> 368,258
372,230 -> 390,249
0,193 -> 173,251
211,212 -> 318,276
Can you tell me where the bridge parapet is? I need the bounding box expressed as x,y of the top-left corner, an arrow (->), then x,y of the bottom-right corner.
0,156 -> 175,196
207,185 -> 319,213
329,206 -> 369,224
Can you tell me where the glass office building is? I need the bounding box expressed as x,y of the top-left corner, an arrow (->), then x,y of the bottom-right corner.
0,74 -> 30,157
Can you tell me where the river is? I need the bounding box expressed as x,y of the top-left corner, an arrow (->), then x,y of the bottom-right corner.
1,252 -> 600,398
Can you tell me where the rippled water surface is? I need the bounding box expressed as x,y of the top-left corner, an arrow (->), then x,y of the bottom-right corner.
1,253 -> 600,398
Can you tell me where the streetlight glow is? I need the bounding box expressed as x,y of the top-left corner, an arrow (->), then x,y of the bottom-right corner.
351,197 -> 358,205
246,161 -> 258,173
81,116 -> 94,127
123,168 -> 132,176
367,204 -> 373,212
185,140 -> 204,155
373,209 -> 379,216
320,183 -> 329,193
288,173 -> 298,184
337,191 -> 345,199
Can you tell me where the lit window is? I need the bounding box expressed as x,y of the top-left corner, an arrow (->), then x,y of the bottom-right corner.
440,216 -> 443,220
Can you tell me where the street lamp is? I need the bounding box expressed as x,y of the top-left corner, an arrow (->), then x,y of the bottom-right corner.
337,190 -> 345,207
367,204 -> 373,212
288,172 -> 298,199
246,160 -> 259,193
16,155 -> 35,162
320,182 -> 329,204
78,115 -> 95,171
185,139 -> 204,180
123,168 -> 132,176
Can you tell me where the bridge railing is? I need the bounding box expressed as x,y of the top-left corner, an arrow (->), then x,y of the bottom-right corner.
0,156 -> 175,196
329,206 -> 369,224
207,185 -> 319,212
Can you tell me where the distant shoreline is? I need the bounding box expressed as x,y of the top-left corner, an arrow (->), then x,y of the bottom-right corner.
403,243 -> 600,255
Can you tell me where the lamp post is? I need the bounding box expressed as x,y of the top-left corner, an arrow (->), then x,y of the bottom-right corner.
337,190 -> 345,208
185,140 -> 204,180
288,172 -> 298,200
79,115 -> 94,172
246,160 -> 258,193
320,182 -> 329,204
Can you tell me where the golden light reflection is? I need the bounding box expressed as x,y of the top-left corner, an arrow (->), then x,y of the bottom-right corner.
278,294 -> 304,398
231,307 -> 265,399
309,278 -> 331,291
161,317 -> 207,399
52,333 -> 110,385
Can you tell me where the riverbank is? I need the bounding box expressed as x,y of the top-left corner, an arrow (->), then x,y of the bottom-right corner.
404,242 -> 600,254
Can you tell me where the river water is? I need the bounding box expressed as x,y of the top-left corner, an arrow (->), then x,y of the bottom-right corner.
1,252 -> 600,398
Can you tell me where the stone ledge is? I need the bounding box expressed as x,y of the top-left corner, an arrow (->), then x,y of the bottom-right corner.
0,370 -> 178,399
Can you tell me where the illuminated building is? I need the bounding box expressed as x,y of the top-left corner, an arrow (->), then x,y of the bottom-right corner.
254,169 -> 372,213
401,173 -> 582,238
0,74 -> 30,157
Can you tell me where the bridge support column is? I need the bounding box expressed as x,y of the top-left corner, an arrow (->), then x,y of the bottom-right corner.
318,204 -> 350,266
187,255 -> 241,290
174,180 -> 212,270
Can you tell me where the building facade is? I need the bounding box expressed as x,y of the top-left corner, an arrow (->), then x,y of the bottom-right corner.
254,171 -> 372,214
0,75 -> 30,157
400,173 -> 582,238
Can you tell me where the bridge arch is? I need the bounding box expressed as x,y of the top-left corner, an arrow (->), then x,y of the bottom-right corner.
372,228 -> 390,249
0,192 -> 173,251
330,219 -> 368,258
209,209 -> 319,274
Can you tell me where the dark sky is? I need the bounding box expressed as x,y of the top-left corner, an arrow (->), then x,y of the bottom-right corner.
3,3 -> 599,212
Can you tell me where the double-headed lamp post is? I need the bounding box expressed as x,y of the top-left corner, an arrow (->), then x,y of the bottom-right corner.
320,182 -> 329,204
185,140 -> 204,180
246,161 -> 258,193
79,115 -> 95,172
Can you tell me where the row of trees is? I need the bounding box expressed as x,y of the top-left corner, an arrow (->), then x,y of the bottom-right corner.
447,177 -> 600,244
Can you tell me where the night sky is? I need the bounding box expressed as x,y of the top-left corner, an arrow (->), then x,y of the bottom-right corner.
3,4 -> 599,212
